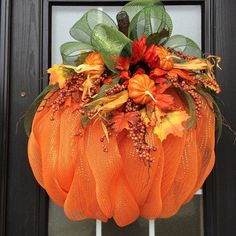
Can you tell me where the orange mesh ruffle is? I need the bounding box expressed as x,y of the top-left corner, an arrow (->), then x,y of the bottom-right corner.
28,93 -> 215,227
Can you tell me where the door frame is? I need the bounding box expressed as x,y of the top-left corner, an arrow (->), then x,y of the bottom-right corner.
1,0 -> 236,235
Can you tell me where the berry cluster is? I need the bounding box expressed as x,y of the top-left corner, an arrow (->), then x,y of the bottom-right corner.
180,81 -> 203,118
169,48 -> 197,61
50,74 -> 86,120
128,117 -> 156,165
168,75 -> 202,118
105,84 -> 127,96
100,135 -> 108,152
87,109 -> 98,119
125,98 -> 141,113
198,75 -> 221,94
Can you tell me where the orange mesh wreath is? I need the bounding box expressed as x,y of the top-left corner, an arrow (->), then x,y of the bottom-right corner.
28,91 -> 215,227
25,0 -> 221,227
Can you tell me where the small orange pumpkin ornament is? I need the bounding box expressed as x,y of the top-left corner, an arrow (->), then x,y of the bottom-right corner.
156,46 -> 174,71
85,52 -> 104,66
128,74 -> 156,105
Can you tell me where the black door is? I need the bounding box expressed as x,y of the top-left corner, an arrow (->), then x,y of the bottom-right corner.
1,0 -> 236,236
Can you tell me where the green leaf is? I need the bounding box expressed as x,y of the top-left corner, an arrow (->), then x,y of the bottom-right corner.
122,0 -> 163,21
60,41 -> 93,66
197,89 -> 223,142
91,24 -> 132,72
80,114 -> 89,128
176,89 -> 197,129
24,84 -> 58,137
128,5 -> 173,40
69,9 -> 117,43
164,35 -> 202,58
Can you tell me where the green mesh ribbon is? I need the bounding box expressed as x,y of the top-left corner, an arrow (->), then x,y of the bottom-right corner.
122,0 -> 163,21
60,9 -> 117,66
164,35 -> 202,57
128,5 -> 173,40
91,24 -> 132,72
70,9 -> 117,43
60,41 -> 94,65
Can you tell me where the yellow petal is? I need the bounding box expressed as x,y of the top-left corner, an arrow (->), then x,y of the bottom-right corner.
101,121 -> 110,143
86,91 -> 128,107
97,91 -> 129,113
154,110 -> 189,142
48,64 -> 67,88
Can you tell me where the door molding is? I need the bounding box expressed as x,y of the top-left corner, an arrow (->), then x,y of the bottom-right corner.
1,0 -> 236,235
0,0 -> 11,235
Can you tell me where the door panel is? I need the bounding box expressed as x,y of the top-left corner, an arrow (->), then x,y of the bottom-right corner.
48,195 -> 203,236
51,4 -> 202,64
1,0 -> 236,236
49,3 -> 203,236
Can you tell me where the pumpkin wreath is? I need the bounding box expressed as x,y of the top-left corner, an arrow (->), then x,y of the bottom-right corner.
25,0 -> 223,227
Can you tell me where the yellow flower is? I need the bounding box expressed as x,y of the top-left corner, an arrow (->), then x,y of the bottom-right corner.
48,64 -> 67,88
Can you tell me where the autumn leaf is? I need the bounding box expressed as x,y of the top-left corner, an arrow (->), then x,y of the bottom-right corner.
168,69 -> 194,82
150,67 -> 167,78
146,83 -> 174,112
155,94 -> 174,111
111,112 -> 139,133
154,110 -> 189,141
141,107 -> 166,127
156,83 -> 171,94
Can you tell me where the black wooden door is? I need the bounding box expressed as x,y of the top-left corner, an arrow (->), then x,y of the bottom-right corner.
1,0 -> 236,236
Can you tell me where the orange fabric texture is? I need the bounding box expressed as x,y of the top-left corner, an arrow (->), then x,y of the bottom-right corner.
28,92 -> 215,227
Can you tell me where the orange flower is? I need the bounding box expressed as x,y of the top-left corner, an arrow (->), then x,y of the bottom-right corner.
115,56 -> 131,81
133,68 -> 146,76
132,35 -> 160,69
116,56 -> 130,71
85,52 -> 104,66
143,45 -> 160,69
132,35 -> 147,64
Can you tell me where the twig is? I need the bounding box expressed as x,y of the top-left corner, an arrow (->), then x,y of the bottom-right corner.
116,11 -> 130,37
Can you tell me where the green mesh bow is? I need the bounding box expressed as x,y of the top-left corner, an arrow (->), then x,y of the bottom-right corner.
61,0 -> 201,71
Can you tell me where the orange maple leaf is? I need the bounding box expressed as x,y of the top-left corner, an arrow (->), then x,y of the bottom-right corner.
111,112 -> 139,133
